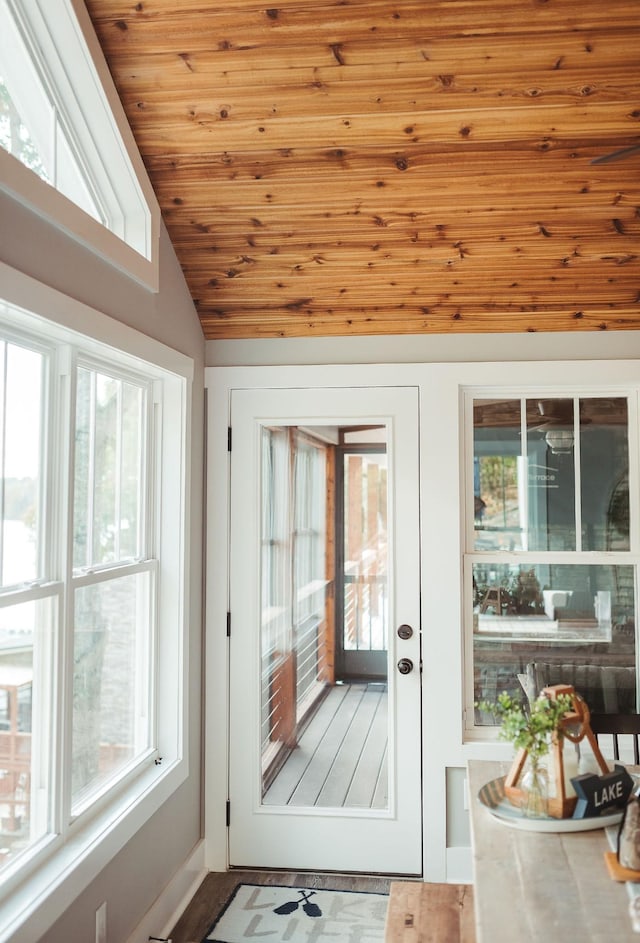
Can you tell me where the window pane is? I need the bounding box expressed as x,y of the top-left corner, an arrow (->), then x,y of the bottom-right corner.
473,399 -> 524,551
0,75 -> 49,181
0,597 -> 54,876
581,397 -> 629,551
72,571 -> 151,812
526,398 -> 576,551
2,342 -> 43,587
0,13 -> 104,224
74,368 -> 145,569
474,396 -> 630,553
473,562 -> 636,721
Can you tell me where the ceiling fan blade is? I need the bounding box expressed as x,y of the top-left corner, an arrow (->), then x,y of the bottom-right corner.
591,143 -> 640,165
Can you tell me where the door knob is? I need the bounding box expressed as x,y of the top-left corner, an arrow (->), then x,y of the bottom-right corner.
397,658 -> 414,675
397,624 -> 413,640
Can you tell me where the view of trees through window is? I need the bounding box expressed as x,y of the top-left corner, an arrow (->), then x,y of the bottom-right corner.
0,76 -> 48,181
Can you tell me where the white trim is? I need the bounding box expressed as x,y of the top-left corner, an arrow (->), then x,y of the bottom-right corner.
0,262 -> 192,380
0,266 -> 194,943
125,841 -> 207,943
205,360 -> 640,886
0,0 -> 160,290
2,761 -> 187,943
445,847 -> 473,884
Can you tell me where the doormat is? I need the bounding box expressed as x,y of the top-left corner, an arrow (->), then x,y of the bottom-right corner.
202,883 -> 389,943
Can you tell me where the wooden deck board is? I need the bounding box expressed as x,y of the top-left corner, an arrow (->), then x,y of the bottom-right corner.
346,691 -> 388,808
289,685 -> 370,806
263,682 -> 388,810
317,685 -> 384,807
262,684 -> 350,805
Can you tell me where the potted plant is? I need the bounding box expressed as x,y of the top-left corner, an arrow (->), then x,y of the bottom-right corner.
478,690 -> 574,817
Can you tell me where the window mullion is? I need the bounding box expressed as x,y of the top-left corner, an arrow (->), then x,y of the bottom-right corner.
0,342 -> 7,583
574,396 -> 583,552
115,382 -> 122,561
56,348 -> 77,841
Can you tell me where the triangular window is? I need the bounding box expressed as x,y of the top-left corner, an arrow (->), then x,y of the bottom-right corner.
0,0 -> 159,289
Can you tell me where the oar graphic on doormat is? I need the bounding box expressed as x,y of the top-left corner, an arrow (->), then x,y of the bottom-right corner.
273,890 -> 322,918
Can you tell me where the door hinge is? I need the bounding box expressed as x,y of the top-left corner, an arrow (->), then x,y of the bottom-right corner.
226,612 -> 231,637
226,800 -> 231,827
227,426 -> 232,451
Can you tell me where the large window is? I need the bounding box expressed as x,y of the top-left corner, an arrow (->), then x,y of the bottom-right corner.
0,0 -> 159,288
0,295 -> 189,914
467,394 -> 637,729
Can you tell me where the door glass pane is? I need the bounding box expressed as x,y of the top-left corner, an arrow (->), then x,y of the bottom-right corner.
340,449 -> 388,677
260,425 -> 389,811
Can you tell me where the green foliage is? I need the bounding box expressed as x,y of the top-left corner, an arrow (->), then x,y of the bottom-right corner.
477,691 -> 574,760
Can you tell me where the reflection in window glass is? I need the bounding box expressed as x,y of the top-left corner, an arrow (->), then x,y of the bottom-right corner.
581,398 -> 629,551
473,564 -> 636,723
526,398 -> 576,551
473,400 -> 523,551
470,393 -> 636,734
474,397 -> 630,553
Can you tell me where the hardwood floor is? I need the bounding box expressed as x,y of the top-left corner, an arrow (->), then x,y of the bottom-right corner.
169,870 -> 393,943
264,682 -> 388,809
170,683 -> 393,942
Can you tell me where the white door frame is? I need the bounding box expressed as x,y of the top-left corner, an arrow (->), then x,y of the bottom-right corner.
226,384 -> 421,873
205,360 -> 634,881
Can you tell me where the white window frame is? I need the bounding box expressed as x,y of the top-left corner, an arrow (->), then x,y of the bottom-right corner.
0,261 -> 191,942
0,0 -> 160,291
462,382 -> 640,740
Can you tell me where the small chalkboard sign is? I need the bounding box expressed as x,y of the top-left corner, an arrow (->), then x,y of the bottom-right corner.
571,764 -> 634,818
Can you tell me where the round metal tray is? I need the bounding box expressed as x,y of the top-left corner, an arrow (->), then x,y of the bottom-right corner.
478,775 -> 624,832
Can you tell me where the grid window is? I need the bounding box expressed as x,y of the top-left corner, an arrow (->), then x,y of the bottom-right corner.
0,298 -> 188,906
467,394 -> 637,732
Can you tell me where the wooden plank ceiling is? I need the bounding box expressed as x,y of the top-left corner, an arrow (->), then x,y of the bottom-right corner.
85,0 -> 640,339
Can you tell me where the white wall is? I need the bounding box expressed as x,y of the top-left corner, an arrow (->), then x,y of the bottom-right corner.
206,331 -> 640,367
0,189 -> 206,943
204,339 -> 640,885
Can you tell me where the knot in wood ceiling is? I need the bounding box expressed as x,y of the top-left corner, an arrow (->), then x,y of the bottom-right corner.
86,0 -> 640,339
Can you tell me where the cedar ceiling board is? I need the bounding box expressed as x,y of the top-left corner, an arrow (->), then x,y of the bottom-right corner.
85,0 -> 640,339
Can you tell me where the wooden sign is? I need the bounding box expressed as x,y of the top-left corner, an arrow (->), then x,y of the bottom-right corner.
571,764 -> 634,818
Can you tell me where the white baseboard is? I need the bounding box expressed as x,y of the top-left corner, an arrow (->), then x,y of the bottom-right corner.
445,846 -> 473,884
126,840 -> 207,943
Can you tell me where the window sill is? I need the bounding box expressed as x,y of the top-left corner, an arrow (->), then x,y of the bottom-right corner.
1,756 -> 187,943
0,152 -> 159,293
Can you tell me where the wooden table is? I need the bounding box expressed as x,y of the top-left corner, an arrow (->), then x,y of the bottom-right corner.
468,758 -> 638,942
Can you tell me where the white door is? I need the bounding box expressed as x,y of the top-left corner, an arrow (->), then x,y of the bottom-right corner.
228,385 -> 422,874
